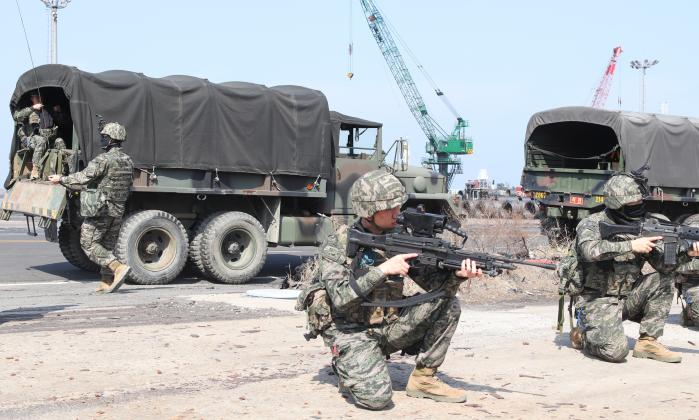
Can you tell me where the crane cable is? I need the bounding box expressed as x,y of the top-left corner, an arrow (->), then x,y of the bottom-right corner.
14,0 -> 43,105
373,2 -> 462,120
347,0 -> 354,79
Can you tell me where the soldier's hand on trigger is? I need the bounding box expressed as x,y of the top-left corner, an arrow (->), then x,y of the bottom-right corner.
378,253 -> 418,277
455,258 -> 482,279
32,103 -> 43,111
48,175 -> 61,184
631,236 -> 663,254
688,241 -> 699,257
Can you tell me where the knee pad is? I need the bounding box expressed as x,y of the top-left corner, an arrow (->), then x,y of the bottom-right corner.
353,390 -> 392,411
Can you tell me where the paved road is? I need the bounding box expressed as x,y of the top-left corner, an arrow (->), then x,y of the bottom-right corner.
0,215 -> 314,330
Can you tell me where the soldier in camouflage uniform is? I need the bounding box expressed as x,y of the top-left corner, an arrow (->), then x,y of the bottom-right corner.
13,92 -> 61,180
49,122 -> 133,294
670,215 -> 699,328
299,170 -> 481,410
13,92 -> 58,141
574,173 -> 681,363
20,113 -> 49,180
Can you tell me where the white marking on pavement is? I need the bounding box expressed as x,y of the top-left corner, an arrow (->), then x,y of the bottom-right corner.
0,239 -> 52,243
0,280 -> 74,287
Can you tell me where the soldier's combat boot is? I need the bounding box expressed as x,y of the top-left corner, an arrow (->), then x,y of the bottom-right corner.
632,336 -> 682,363
406,366 -> 467,403
30,167 -> 39,180
106,260 -> 131,293
95,273 -> 113,293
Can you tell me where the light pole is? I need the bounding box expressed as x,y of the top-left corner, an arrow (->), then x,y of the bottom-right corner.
630,59 -> 659,112
40,0 -> 71,64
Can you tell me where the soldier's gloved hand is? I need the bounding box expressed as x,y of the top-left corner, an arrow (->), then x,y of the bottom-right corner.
631,236 -> 663,254
48,175 -> 61,184
455,258 -> 482,279
688,241 -> 699,257
378,253 -> 417,277
32,103 -> 43,110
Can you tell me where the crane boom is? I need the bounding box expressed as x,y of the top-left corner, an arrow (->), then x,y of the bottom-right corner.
591,46 -> 622,108
358,0 -> 471,188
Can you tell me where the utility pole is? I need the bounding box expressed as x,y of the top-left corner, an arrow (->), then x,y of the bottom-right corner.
630,59 -> 659,112
40,0 -> 71,64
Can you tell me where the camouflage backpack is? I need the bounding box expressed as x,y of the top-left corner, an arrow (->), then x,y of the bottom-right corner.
294,225 -> 350,340
556,242 -> 585,297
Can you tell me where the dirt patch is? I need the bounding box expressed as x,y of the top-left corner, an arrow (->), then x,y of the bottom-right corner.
455,218 -> 566,304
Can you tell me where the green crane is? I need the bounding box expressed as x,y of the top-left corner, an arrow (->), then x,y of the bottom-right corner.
357,0 -> 472,188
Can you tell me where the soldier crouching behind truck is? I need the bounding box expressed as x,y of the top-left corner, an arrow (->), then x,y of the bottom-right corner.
297,170 -> 482,410
48,122 -> 133,294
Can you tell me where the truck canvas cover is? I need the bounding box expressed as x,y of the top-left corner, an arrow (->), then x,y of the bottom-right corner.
8,65 -> 333,188
525,106 -> 699,188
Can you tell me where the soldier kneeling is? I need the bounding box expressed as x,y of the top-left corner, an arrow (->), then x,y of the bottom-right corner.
298,170 -> 481,410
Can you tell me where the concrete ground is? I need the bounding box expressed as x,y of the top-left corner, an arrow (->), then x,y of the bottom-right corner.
1,216 -> 698,419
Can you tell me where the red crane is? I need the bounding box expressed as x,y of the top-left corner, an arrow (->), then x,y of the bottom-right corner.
591,46 -> 622,108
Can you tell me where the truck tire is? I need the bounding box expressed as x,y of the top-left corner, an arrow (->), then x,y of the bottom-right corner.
58,222 -> 99,273
115,210 -> 189,285
196,211 -> 268,284
188,212 -> 224,279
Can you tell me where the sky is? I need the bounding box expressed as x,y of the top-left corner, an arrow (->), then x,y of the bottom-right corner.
1,0 -> 697,190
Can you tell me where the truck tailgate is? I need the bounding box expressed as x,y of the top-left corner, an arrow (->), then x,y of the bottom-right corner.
1,180 -> 67,220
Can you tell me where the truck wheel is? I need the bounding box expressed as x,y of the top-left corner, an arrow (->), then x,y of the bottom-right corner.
197,211 -> 268,284
188,212 -> 224,279
58,222 -> 99,273
115,210 -> 189,285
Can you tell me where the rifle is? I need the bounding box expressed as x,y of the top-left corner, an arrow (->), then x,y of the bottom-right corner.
599,218 -> 699,266
347,205 -> 557,276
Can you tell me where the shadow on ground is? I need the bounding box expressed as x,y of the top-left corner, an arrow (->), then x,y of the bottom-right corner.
0,304 -> 75,325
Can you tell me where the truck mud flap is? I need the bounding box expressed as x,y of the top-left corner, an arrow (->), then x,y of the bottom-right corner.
0,180 -> 67,221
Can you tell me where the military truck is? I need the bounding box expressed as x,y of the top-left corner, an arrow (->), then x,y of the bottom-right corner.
2,65 -> 454,285
521,106 -> 699,241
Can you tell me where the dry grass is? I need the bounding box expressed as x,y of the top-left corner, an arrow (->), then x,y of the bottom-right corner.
453,217 -> 567,304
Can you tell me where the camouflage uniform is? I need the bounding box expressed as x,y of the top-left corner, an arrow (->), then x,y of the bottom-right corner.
679,280 -> 699,326
672,215 -> 699,327
309,170 -> 463,410
59,124 -> 133,273
575,174 -> 674,362
22,131 -> 48,171
13,106 -> 57,140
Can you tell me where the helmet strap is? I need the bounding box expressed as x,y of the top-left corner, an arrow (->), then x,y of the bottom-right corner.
361,216 -> 383,234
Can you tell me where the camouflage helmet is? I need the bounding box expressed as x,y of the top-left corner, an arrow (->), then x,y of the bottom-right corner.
603,174 -> 643,210
100,122 -> 127,142
28,113 -> 40,125
351,170 -> 407,218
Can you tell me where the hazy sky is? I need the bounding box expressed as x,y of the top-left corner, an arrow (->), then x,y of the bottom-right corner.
1,1 -> 696,189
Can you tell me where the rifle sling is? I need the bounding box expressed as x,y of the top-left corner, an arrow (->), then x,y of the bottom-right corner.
347,255 -> 448,308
